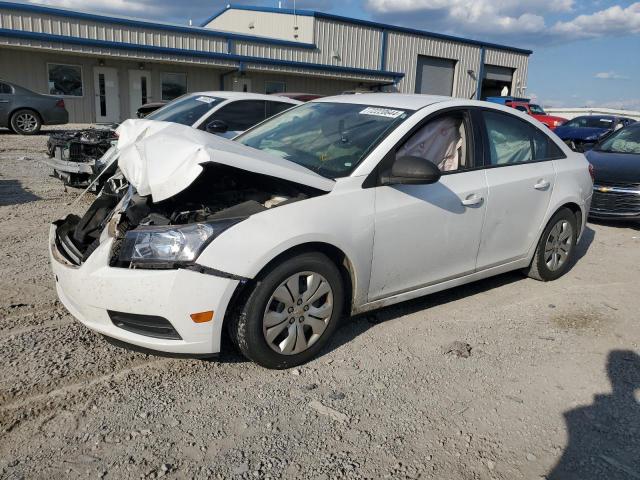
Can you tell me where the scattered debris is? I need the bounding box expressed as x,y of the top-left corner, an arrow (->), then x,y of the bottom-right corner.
309,400 -> 349,423
441,341 -> 472,358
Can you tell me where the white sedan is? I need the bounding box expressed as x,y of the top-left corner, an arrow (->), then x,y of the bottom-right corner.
50,94 -> 593,369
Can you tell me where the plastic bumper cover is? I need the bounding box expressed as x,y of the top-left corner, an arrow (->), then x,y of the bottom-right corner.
49,224 -> 239,354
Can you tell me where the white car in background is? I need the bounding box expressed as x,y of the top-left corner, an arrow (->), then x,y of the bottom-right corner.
44,91 -> 301,190
50,94 -> 593,369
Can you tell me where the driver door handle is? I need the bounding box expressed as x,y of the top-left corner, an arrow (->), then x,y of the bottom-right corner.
534,179 -> 550,190
462,193 -> 483,207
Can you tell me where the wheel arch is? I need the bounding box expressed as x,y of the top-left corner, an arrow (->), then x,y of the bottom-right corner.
9,106 -> 42,121
221,242 -> 356,337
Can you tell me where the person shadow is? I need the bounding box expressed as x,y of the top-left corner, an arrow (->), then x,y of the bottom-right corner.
547,350 -> 640,480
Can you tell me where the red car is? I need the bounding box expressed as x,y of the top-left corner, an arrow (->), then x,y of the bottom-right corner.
506,101 -> 567,130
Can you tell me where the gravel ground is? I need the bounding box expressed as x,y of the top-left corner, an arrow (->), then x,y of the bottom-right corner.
1,126 -> 639,480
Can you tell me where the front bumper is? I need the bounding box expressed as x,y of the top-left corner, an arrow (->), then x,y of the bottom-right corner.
49,224 -> 240,354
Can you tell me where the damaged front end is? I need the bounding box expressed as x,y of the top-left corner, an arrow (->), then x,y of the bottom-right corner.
45,127 -> 118,188
53,164 -> 322,269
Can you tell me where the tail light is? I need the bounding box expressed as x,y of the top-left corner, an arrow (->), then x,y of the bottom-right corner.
55,99 -> 65,109
588,163 -> 595,182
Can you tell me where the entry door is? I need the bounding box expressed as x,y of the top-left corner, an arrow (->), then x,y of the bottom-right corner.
93,67 -> 120,123
232,77 -> 252,92
128,70 -> 151,119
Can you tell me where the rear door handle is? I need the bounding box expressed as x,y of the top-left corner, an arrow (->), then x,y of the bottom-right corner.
0,100 -> 9,103
462,193 -> 483,207
534,179 -> 550,190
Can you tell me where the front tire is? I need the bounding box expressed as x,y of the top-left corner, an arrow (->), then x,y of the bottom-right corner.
527,208 -> 578,281
10,109 -> 42,135
228,252 -> 344,369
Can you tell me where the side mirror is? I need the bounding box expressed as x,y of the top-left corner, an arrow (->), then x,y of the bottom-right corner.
206,119 -> 229,134
381,155 -> 442,185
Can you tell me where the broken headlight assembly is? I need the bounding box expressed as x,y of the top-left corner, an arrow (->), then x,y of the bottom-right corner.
118,218 -> 243,268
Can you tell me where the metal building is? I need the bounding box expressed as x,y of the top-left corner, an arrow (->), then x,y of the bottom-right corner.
0,2 -> 532,123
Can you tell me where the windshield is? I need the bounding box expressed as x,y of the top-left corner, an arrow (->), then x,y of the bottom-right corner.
596,126 -> 640,154
236,102 -> 412,178
529,104 -> 545,115
563,116 -> 615,129
147,95 -> 223,126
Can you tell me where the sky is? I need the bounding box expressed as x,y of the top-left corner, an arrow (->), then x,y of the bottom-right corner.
18,0 -> 640,110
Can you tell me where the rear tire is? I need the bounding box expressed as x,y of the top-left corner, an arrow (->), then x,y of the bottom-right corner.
227,252 -> 344,369
527,208 -> 578,281
10,109 -> 42,135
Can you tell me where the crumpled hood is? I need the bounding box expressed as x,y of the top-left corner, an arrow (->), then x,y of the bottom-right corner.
116,119 -> 335,202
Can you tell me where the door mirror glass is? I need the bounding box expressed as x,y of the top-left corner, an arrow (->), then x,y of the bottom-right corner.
382,156 -> 442,185
206,119 -> 229,134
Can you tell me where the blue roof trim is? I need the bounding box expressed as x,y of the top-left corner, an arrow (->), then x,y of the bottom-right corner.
216,4 -> 533,55
0,28 -> 404,80
0,1 -> 316,49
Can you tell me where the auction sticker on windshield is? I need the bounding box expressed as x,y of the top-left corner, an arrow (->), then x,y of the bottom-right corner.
196,96 -> 216,104
359,107 -> 405,118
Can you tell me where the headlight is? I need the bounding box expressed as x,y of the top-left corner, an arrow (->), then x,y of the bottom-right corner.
118,218 -> 243,268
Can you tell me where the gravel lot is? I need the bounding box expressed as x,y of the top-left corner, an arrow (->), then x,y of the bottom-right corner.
1,126 -> 639,480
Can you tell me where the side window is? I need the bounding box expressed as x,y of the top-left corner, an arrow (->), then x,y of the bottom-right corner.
0,82 -> 12,94
396,112 -> 470,172
482,110 -> 564,165
266,101 -> 294,118
211,100 -> 266,131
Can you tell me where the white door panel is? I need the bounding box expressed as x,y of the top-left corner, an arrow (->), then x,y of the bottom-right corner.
369,170 -> 488,301
128,70 -> 151,119
93,67 -> 120,123
476,162 -> 555,269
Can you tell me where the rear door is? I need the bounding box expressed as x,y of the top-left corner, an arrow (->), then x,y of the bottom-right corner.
475,109 -> 565,269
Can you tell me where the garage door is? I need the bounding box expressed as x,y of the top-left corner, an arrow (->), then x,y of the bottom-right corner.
414,56 -> 456,96
483,65 -> 513,83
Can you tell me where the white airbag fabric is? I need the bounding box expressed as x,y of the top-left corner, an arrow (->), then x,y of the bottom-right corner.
116,119 -> 334,202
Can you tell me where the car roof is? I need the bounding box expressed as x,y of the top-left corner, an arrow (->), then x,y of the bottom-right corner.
189,91 -> 301,103
313,93 -> 451,110
573,115 -> 621,121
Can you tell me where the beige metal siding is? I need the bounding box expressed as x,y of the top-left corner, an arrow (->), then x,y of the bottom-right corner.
234,18 -> 382,71
484,48 -> 529,97
0,8 -> 228,54
385,31 -> 482,97
224,71 -> 365,96
205,9 -> 315,44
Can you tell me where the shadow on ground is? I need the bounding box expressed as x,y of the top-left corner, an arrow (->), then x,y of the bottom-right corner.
589,218 -> 640,231
547,350 -> 640,480
0,179 -> 40,206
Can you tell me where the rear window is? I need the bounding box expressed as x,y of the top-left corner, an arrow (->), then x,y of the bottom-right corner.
146,95 -> 223,126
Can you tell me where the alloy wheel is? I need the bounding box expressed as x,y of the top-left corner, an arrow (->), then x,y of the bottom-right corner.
262,271 -> 334,355
544,219 -> 573,271
15,113 -> 38,133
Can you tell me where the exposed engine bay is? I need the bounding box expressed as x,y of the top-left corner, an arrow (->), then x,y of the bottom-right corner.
54,164 -> 321,267
46,127 -> 118,188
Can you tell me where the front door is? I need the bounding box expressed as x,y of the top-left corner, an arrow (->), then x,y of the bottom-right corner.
93,67 -> 120,123
128,70 -> 151,119
368,110 -> 488,301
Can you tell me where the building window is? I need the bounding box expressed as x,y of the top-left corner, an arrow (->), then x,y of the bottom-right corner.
47,63 -> 83,97
161,72 -> 187,101
265,81 -> 286,95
